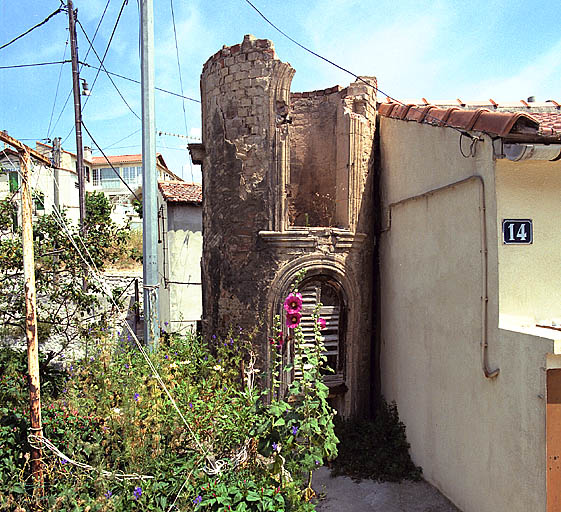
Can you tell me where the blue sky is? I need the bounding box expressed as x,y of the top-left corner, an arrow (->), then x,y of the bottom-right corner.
1,0 -> 560,182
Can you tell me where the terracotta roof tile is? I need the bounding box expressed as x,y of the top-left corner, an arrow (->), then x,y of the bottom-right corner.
378,101 -> 560,139
158,181 -> 202,204
91,154 -> 143,164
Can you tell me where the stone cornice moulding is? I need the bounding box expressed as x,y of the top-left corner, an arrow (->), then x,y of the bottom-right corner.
258,228 -> 368,252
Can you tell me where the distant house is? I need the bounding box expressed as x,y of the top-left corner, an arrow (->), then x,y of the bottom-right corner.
1,138 -> 85,227
91,152 -> 181,228
157,181 -> 202,333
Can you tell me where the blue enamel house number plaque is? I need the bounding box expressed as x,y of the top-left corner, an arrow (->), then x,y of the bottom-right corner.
502,219 -> 533,244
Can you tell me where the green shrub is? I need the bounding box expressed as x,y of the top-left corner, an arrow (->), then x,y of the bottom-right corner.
330,400 -> 422,482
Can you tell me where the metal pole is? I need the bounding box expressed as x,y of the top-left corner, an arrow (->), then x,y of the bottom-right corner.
68,0 -> 86,231
20,149 -> 44,499
141,0 -> 159,349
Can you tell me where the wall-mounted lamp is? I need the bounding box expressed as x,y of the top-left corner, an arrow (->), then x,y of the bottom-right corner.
80,78 -> 91,96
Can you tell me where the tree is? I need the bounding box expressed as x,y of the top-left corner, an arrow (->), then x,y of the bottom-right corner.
0,192 -> 131,359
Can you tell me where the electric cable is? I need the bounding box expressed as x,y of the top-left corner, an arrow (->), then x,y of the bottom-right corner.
169,0 -> 194,182
62,0 -> 130,146
0,5 -> 64,50
49,0 -> 112,138
77,19 -> 141,120
0,61 -> 70,69
79,61 -> 200,102
81,121 -> 141,202
47,37 -> 70,139
243,0 -> 481,146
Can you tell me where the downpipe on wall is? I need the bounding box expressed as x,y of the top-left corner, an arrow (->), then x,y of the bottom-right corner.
384,175 -> 500,379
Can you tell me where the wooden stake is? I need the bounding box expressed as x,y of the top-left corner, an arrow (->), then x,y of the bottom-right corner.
20,148 -> 44,499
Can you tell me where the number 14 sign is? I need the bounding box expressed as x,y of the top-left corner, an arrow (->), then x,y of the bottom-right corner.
502,219 -> 533,244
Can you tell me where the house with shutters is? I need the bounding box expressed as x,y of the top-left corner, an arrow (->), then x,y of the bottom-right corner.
190,35 -> 561,512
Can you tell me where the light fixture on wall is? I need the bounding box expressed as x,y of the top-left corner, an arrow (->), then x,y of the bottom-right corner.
80,78 -> 91,96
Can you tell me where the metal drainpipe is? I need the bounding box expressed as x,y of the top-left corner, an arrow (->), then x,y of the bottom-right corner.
386,175 -> 500,379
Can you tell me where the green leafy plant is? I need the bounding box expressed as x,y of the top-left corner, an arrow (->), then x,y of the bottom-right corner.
330,400 -> 422,482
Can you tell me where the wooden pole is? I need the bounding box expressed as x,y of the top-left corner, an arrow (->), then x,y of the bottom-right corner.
20,148 -> 44,499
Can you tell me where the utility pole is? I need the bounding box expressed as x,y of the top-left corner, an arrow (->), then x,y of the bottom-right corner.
141,0 -> 160,349
68,0 -> 86,232
0,132 -> 49,500
52,137 -> 61,212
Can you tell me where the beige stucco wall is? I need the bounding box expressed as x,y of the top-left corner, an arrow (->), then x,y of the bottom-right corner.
158,198 -> 202,333
496,159 -> 561,327
379,117 -> 554,512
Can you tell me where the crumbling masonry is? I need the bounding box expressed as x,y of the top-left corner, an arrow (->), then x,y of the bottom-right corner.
190,35 -> 377,416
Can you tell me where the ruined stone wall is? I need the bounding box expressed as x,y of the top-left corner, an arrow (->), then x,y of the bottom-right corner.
198,36 -> 377,416
199,35 -> 294,341
289,88 -> 341,227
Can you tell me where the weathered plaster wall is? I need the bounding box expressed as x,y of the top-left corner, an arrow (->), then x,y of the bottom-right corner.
496,158 -> 561,326
379,117 -> 554,512
158,198 -> 202,333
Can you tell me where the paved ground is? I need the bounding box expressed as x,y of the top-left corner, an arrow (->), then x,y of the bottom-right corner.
313,467 -> 461,512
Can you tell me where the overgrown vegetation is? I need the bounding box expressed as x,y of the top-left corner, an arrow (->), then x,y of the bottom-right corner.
330,400 -> 422,482
0,192 -> 130,355
0,285 -> 340,511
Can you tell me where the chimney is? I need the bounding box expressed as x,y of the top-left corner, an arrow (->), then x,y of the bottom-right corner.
83,146 -> 92,162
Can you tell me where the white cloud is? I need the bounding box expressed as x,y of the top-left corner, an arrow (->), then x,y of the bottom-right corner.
469,36 -> 561,101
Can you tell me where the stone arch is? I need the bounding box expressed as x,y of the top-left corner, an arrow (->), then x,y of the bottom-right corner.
266,255 -> 361,413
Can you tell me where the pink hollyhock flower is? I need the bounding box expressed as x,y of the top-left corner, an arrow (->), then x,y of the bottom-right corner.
286,312 -> 302,329
317,318 -> 327,330
284,292 -> 303,314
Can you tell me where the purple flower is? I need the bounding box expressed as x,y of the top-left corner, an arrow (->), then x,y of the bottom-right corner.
189,402 -> 194,409
284,292 -> 303,314
286,312 -> 302,329
291,425 -> 298,436
134,393 -> 140,402
60,457 -> 68,465
165,354 -> 169,360
133,486 -> 142,500
124,363 -> 129,369
164,322 -> 169,326
105,490 -> 112,498
193,495 -> 202,505
272,442 -> 278,452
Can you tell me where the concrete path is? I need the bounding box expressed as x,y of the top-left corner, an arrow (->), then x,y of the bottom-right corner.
313,467 -> 461,512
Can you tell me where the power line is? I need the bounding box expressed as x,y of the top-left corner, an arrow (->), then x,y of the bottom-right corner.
81,121 -> 141,202
47,37 -> 70,139
100,128 -> 142,151
77,19 -> 141,120
49,0 -> 112,138
81,0 -> 129,112
169,0 -> 193,182
0,5 -> 64,50
62,0 -> 130,147
0,60 -> 70,69
79,62 -> 200,102
243,0 -> 480,143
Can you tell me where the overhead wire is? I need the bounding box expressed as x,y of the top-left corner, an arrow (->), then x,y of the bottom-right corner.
81,121 -> 141,202
0,4 -> 65,50
0,61 -> 70,69
79,62 -> 200,102
62,0 -> 130,146
169,0 -> 194,182
77,19 -> 141,120
49,0 -> 112,138
243,0 -> 481,146
47,36 -> 70,139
